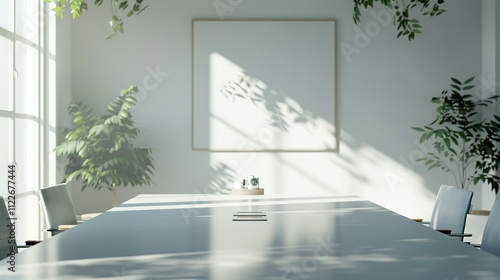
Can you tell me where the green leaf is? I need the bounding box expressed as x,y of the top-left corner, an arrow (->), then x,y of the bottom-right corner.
450,84 -> 460,91
431,98 -> 441,104
89,124 -> 105,136
118,110 -> 129,119
119,1 -> 128,9
451,77 -> 462,85
443,138 -> 451,148
464,76 -> 475,84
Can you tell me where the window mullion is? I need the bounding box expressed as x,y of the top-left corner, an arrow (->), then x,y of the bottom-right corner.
38,0 -> 44,241
11,0 -> 16,164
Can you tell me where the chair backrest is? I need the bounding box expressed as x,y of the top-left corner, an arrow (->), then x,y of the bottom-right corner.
39,184 -> 78,230
0,197 -> 17,260
481,197 -> 500,257
429,185 -> 473,236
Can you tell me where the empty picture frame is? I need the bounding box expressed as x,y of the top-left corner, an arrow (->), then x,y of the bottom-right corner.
192,20 -> 337,152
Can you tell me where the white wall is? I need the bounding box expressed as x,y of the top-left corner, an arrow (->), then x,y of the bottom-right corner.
63,0 -> 484,219
55,7 -> 73,180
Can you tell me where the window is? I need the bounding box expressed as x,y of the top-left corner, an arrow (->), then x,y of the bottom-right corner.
0,36 -> 11,111
1,0 -> 56,243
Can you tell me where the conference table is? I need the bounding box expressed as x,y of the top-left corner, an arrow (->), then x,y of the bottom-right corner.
1,194 -> 500,279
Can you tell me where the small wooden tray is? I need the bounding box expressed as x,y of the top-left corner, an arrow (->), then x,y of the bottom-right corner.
230,188 -> 264,195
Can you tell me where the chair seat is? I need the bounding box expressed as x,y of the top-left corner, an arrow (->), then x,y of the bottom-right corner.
58,224 -> 77,230
80,212 -> 101,221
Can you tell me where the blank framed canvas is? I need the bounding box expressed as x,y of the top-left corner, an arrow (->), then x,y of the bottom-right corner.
192,20 -> 337,152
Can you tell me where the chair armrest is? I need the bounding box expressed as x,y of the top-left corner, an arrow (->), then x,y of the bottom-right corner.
436,229 -> 452,234
449,233 -> 473,238
435,229 -> 473,238
42,228 -> 65,234
25,240 -> 42,246
16,240 -> 42,249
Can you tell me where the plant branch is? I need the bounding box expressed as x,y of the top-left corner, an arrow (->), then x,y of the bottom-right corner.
44,0 -> 148,39
353,0 -> 446,40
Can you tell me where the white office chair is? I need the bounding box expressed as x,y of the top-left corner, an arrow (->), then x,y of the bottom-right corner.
0,197 -> 14,259
479,197 -> 500,257
39,184 -> 101,236
39,184 -> 79,235
0,197 -> 38,260
420,185 -> 473,240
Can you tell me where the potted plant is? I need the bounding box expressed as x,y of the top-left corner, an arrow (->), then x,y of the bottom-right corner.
412,77 -> 500,195
55,85 -> 154,206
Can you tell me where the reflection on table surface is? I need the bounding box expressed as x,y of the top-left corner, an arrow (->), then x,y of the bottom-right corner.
1,194 -> 499,279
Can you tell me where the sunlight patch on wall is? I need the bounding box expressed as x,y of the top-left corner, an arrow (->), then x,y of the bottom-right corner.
207,52 -> 335,151
207,130 -> 435,219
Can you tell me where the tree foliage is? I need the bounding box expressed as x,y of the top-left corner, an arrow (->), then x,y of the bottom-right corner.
55,86 -> 154,192
412,77 -> 500,193
45,0 -> 148,39
353,0 -> 445,40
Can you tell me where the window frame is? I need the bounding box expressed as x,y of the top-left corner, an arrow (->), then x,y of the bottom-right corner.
0,0 -> 55,242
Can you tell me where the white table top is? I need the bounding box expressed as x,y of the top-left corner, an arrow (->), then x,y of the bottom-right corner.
1,194 -> 500,279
